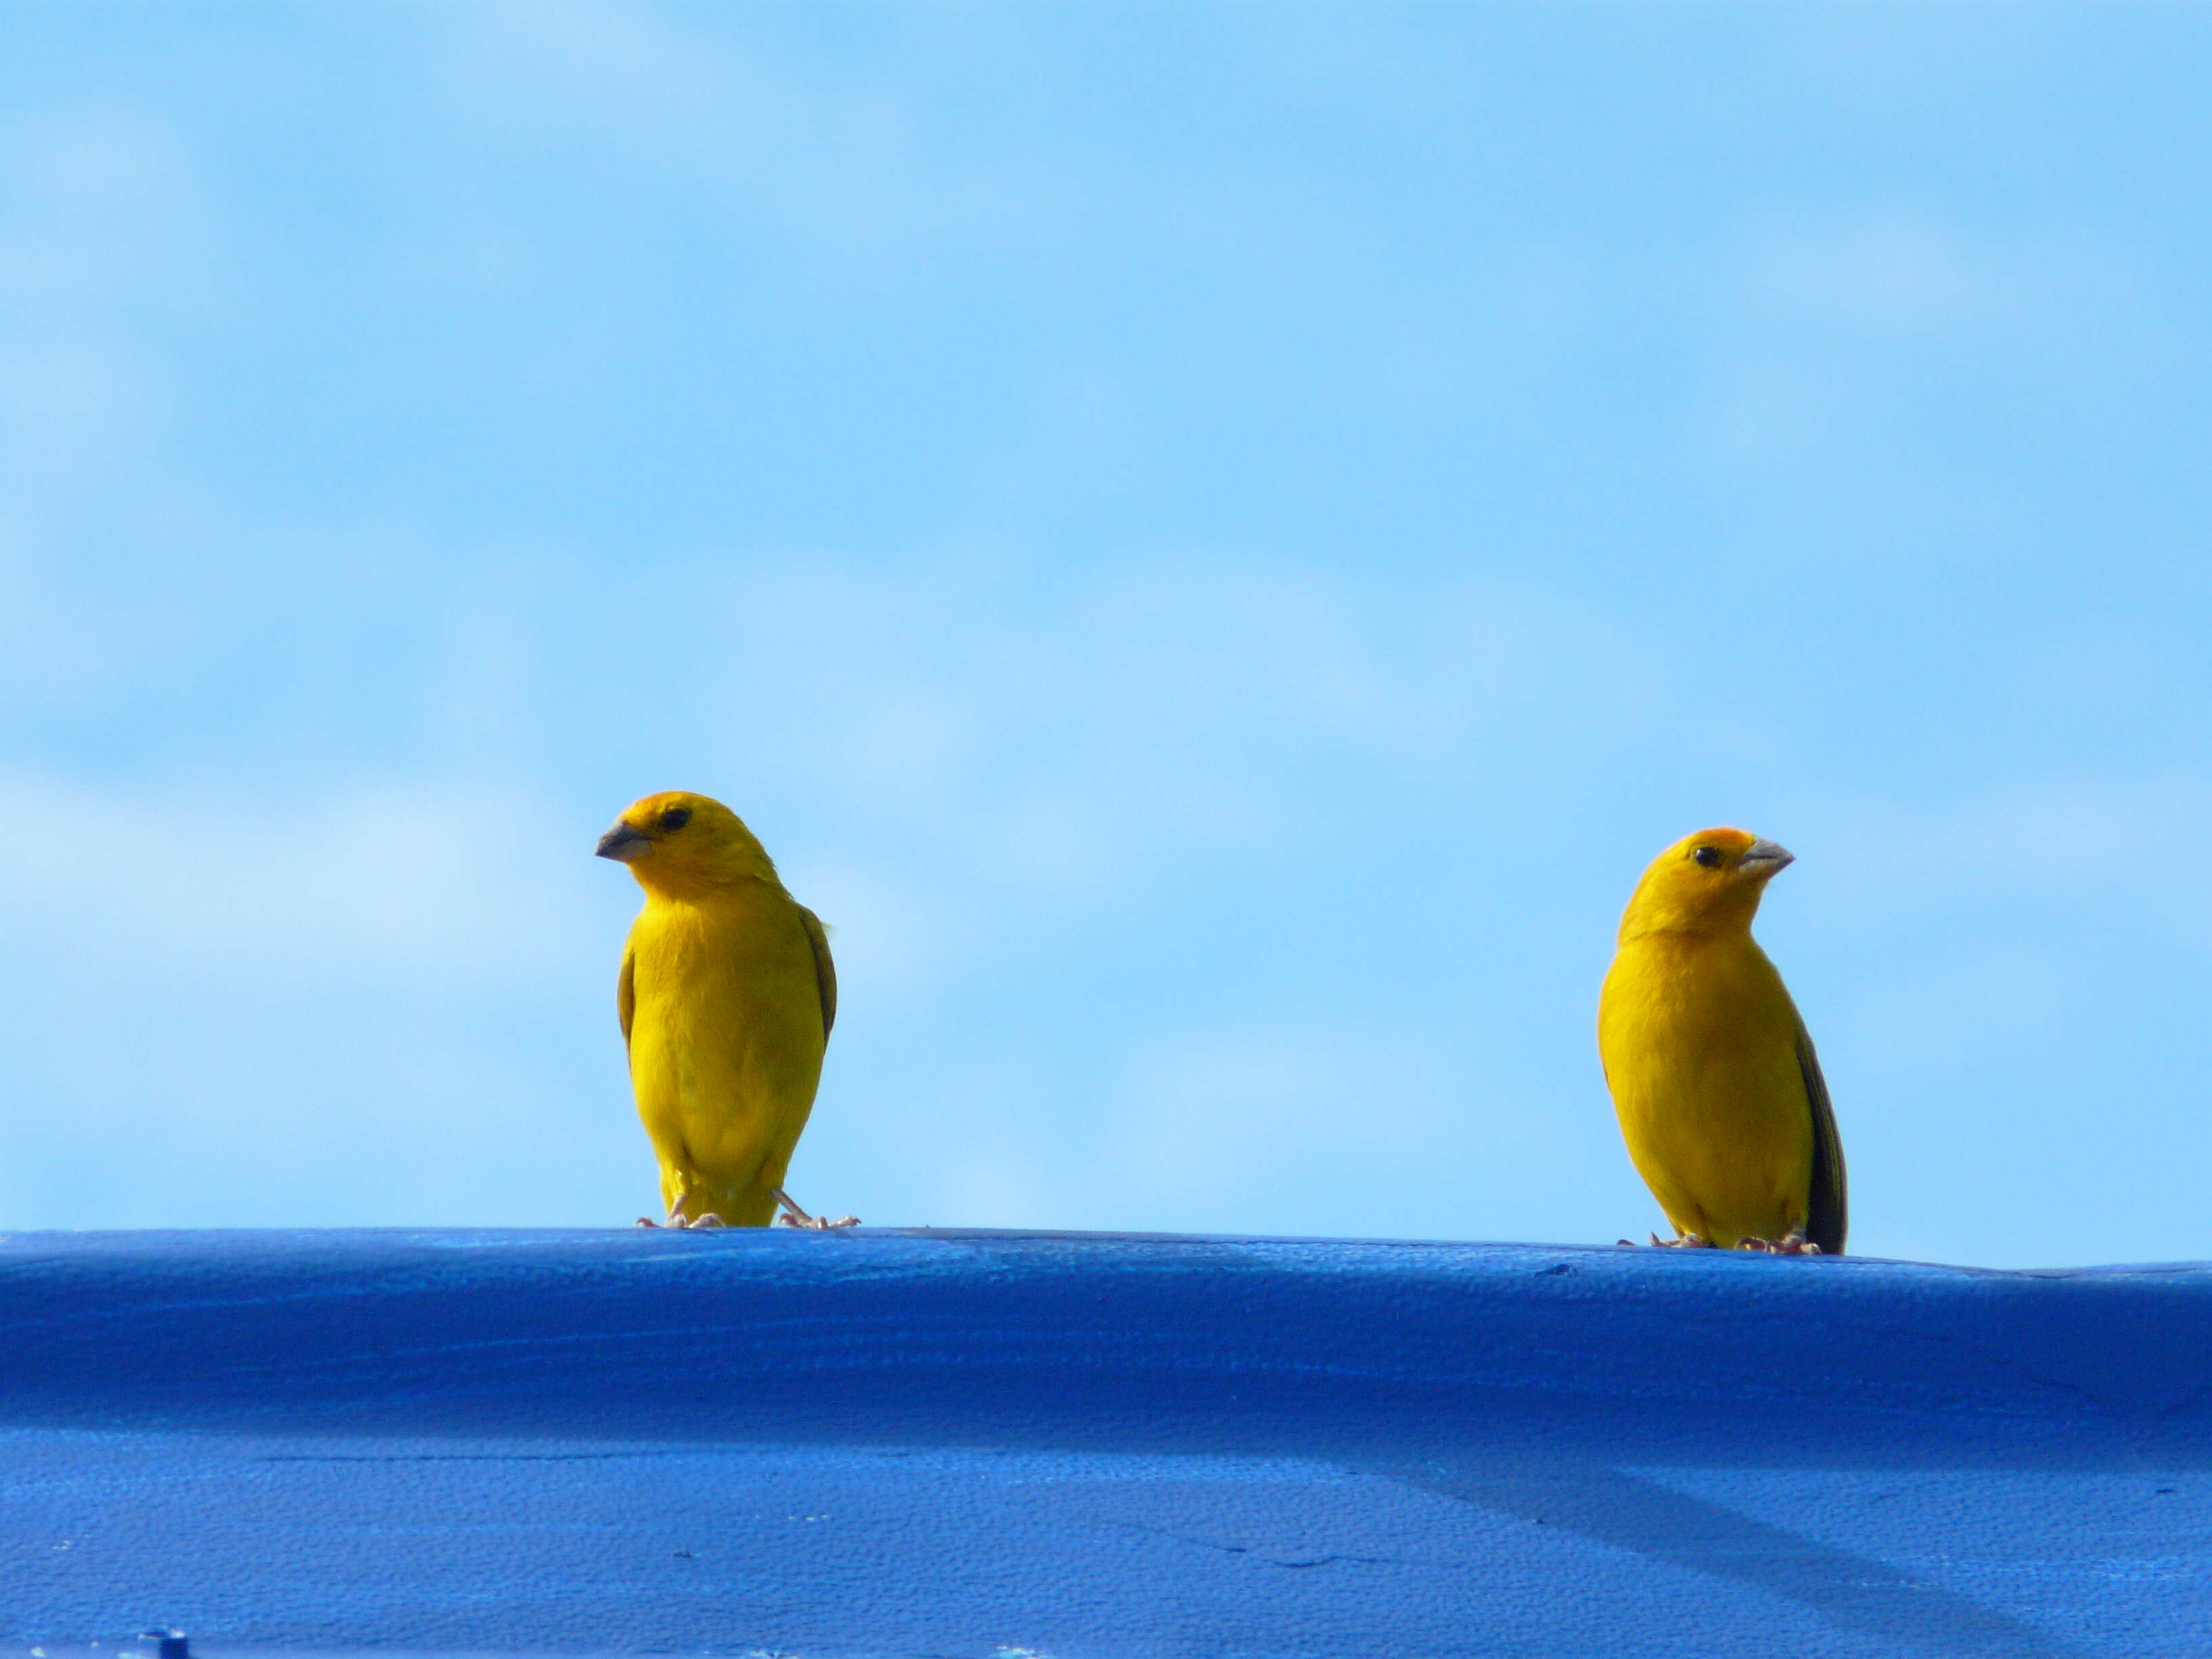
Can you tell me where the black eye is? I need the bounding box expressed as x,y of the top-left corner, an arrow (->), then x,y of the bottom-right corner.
1692,845 -> 1721,867
657,808 -> 692,834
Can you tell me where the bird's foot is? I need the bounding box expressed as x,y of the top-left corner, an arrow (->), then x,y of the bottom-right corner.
774,1189 -> 859,1230
636,1211 -> 727,1229
1738,1229 -> 1821,1255
1638,1231 -> 1710,1248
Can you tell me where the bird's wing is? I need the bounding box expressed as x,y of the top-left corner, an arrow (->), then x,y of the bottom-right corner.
617,940 -> 636,1052
1797,1021 -> 1848,1255
799,905 -> 837,1040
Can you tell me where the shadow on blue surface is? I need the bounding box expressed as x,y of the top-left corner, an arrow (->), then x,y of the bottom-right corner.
1,1229 -> 2207,1657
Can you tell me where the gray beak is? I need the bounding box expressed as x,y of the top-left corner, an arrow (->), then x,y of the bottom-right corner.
596,822 -> 651,863
1738,838 -> 1795,876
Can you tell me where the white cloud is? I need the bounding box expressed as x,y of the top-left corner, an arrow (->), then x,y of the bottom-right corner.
0,337 -> 173,493
0,108 -> 229,318
1736,205 -> 2133,343
1798,770 -> 2212,950
0,769 -> 590,981
436,2 -> 1064,260
1098,1024 -> 1479,1229
0,104 -> 254,634
1776,7 -> 2072,104
1700,204 -> 2144,480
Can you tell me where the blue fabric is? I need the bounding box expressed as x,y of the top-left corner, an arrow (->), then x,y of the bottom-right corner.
1,1229 -> 2206,1657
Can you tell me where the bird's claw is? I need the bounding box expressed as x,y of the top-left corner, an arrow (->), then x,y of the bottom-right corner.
636,1211 -> 726,1229
1643,1231 -> 1710,1248
773,1189 -> 859,1229
777,1210 -> 861,1229
1738,1229 -> 1821,1255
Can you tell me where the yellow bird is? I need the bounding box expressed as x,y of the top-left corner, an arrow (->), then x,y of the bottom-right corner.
1597,827 -> 1845,1254
596,790 -> 855,1229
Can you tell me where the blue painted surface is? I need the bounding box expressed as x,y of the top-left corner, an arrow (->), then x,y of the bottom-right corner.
1,1230 -> 2209,1658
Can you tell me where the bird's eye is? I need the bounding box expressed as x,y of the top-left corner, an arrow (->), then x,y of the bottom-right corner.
1692,845 -> 1721,867
657,808 -> 692,834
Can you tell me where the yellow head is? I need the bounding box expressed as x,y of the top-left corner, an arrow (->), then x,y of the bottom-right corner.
594,790 -> 778,897
1617,826 -> 1795,942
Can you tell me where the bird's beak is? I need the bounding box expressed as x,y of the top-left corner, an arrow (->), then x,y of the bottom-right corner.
1738,838 -> 1795,877
596,822 -> 651,863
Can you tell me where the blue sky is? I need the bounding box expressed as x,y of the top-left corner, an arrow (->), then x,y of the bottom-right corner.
2,4 -> 2207,1265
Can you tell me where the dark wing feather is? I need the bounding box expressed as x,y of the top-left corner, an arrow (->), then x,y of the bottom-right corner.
799,906 -> 837,1040
1797,1021 -> 1848,1255
617,942 -> 636,1052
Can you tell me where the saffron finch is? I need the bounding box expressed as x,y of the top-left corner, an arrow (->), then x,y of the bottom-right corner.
596,790 -> 855,1229
1598,827 -> 1845,1254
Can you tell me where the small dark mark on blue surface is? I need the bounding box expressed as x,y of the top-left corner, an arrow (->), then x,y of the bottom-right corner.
1270,1554 -> 1400,1570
